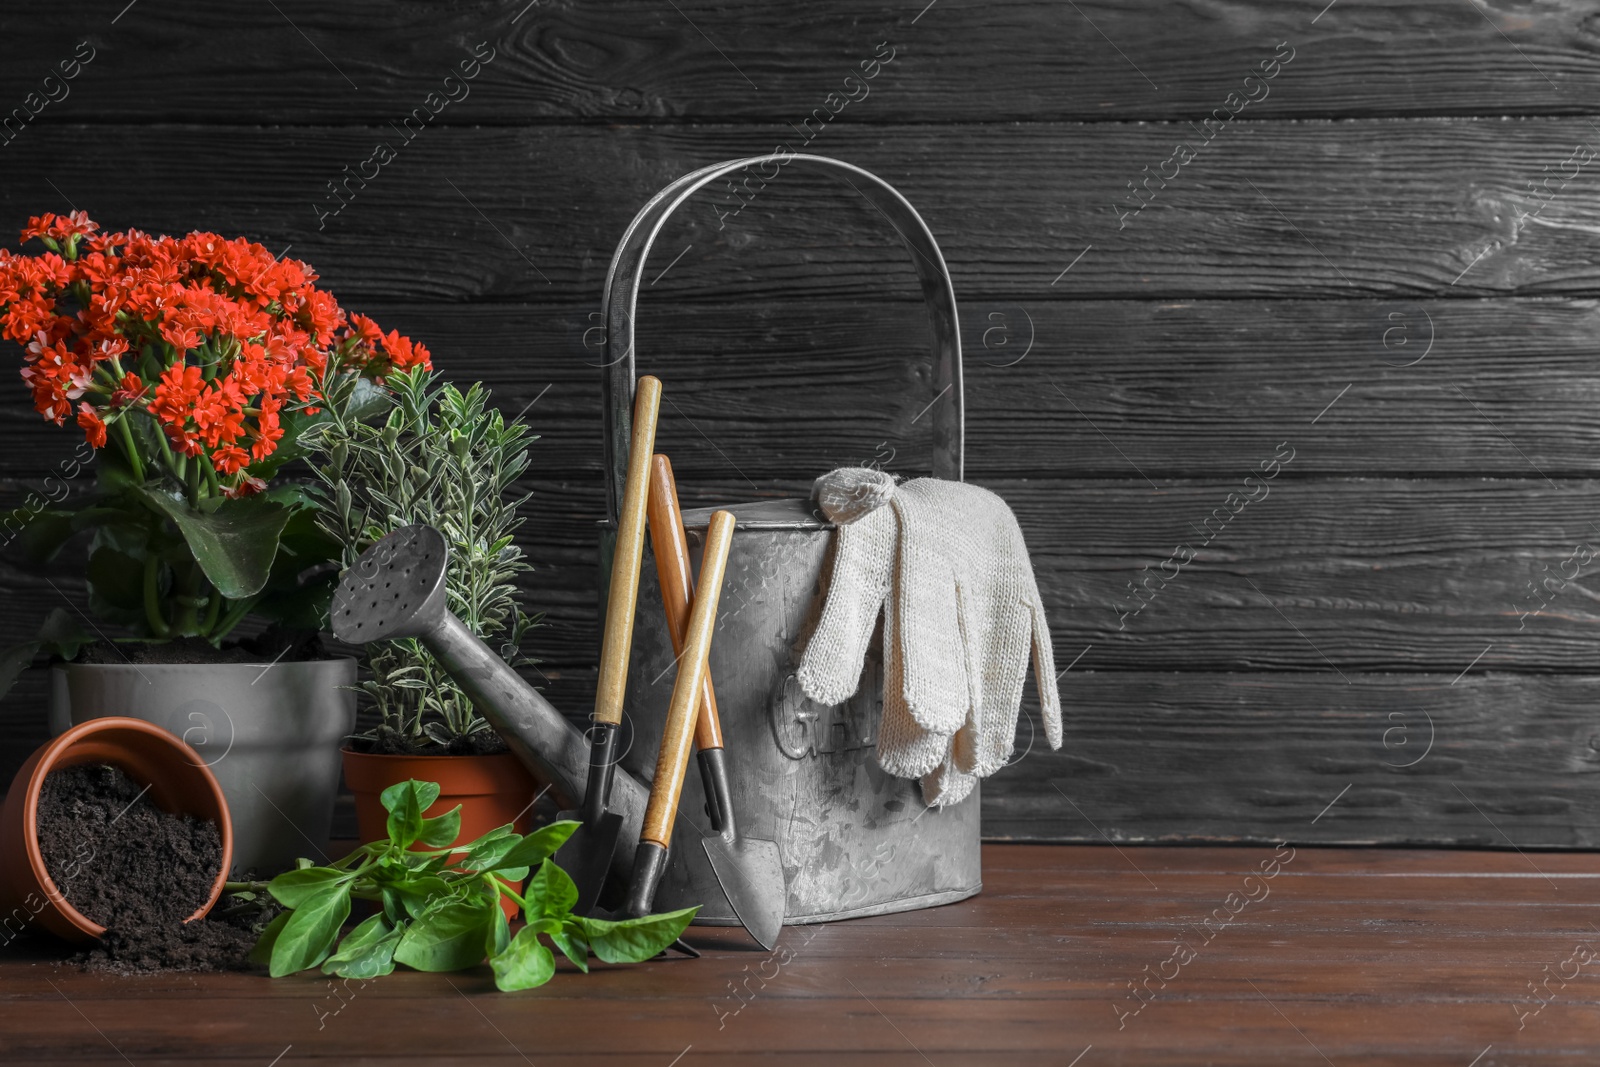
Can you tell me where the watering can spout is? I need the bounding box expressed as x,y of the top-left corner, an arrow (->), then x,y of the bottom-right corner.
331,524 -> 648,882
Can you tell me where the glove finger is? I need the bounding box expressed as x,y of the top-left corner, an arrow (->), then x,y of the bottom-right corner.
1028,589 -> 1064,750
891,484 -> 971,733
798,504 -> 897,706
878,705 -> 954,778
875,587 -> 953,779
960,596 -> 1032,777
895,551 -> 969,734
919,753 -> 978,808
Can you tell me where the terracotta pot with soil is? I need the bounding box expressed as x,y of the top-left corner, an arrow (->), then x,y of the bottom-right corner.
48,635 -> 354,879
0,717 -> 232,944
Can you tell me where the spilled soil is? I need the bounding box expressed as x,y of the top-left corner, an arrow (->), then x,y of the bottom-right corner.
36,763 -> 260,973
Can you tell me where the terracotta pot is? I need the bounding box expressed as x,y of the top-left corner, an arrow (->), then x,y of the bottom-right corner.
342,748 -> 539,849
49,658 -> 355,878
343,750 -> 539,920
0,717 -> 233,943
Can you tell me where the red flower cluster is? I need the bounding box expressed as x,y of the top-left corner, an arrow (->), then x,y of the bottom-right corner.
0,212 -> 430,493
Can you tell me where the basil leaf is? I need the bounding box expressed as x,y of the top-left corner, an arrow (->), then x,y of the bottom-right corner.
267,867 -> 352,909
523,860 -> 578,921
393,902 -> 494,972
459,826 -> 521,870
331,913 -> 391,953
380,887 -> 403,924
550,926 -> 590,974
269,883 -> 354,977
493,821 -> 580,870
248,909 -> 291,967
394,875 -> 453,918
417,805 -> 463,848
490,926 -> 556,992
323,922 -> 402,980
487,903 -> 511,958
576,906 -> 700,964
381,780 -> 438,848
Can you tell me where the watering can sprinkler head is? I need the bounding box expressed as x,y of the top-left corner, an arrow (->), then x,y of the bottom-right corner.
331,524 -> 450,644
331,525 -> 652,882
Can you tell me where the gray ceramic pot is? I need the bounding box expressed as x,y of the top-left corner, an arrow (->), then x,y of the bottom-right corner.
47,658 -> 356,878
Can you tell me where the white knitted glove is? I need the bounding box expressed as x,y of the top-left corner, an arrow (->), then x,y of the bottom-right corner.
795,480 -> 897,709
878,546 -> 963,779
799,468 -> 1063,805
921,755 -> 979,808
891,478 -> 1063,779
798,470 -> 950,780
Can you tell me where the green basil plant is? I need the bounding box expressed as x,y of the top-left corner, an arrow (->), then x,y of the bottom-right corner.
227,779 -> 697,992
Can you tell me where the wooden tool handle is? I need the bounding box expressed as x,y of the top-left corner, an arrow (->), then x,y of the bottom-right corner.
646,455 -> 724,752
594,375 -> 662,727
641,509 -> 734,848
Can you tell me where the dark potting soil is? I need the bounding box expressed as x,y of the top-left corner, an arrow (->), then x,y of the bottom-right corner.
36,763 -> 258,973
349,725 -> 511,757
74,627 -> 328,666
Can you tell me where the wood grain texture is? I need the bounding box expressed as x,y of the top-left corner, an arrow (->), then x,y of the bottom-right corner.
3,844 -> 1598,1064
6,475 -> 1600,672
5,298 -> 1600,487
4,1 -> 1600,123
403,665 -> 1600,849
6,119 -> 1600,302
0,0 -> 1595,855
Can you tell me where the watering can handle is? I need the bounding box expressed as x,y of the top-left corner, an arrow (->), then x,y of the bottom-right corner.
599,154 -> 965,522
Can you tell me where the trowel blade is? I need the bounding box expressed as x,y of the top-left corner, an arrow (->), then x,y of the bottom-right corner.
702,834 -> 786,951
552,809 -> 624,916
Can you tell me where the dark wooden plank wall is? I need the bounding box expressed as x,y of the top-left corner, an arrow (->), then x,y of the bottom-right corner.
2,1 -> 1598,847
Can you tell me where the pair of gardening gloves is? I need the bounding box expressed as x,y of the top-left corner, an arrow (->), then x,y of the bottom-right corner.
797,468 -> 1063,807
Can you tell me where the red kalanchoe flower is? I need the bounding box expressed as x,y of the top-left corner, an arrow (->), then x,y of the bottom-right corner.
21,211 -> 99,245
211,443 -> 251,476
2,212 -> 431,494
381,328 -> 430,372
348,313 -> 383,349
222,473 -> 267,499
76,402 -> 107,448
149,362 -> 204,425
110,371 -> 147,408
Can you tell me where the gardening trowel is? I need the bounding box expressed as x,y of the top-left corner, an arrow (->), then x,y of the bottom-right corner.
551,374 -> 662,914
646,455 -> 786,950
621,509 -> 744,930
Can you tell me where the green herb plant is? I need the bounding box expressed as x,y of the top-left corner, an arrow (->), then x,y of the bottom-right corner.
303,364 -> 537,748
230,779 -> 698,991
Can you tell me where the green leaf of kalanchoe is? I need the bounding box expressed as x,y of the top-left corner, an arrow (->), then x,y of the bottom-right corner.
134,489 -> 292,600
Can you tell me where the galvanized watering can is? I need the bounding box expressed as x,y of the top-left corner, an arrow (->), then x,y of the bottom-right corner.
600,154 -> 979,923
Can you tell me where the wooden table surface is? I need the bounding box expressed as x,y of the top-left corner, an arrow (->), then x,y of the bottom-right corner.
2,843 -> 1597,1066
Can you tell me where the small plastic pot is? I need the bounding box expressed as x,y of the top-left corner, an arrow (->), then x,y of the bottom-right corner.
0,716 -> 233,943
